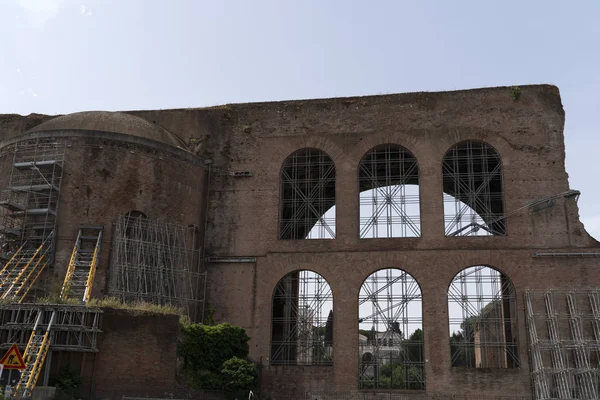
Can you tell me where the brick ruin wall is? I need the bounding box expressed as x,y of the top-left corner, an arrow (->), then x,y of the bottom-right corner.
47,308 -> 180,400
133,85 -> 600,398
1,84 -> 599,398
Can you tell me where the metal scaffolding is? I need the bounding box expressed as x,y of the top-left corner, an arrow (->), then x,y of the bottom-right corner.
448,266 -> 519,368
270,270 -> 333,365
279,148 -> 336,240
108,214 -> 206,321
0,138 -> 64,264
0,303 -> 101,398
442,140 -> 505,236
0,304 -> 101,353
525,290 -> 600,400
358,268 -> 424,390
359,144 -> 420,238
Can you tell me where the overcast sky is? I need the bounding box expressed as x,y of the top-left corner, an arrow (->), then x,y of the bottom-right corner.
1,0 -> 599,239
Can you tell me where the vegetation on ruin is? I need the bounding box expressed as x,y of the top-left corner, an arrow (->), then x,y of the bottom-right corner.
88,297 -> 182,315
28,295 -> 182,316
511,85 -> 521,101
178,322 -> 258,396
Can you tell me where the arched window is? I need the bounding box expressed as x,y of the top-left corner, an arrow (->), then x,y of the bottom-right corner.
448,266 -> 519,368
359,144 -> 420,238
270,270 -> 333,365
442,141 -> 505,236
279,148 -> 336,240
358,269 -> 424,390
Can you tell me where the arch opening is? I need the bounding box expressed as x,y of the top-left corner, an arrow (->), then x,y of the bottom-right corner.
279,148 -> 336,240
448,266 -> 519,368
442,141 -> 505,236
358,268 -> 424,390
359,144 -> 420,238
270,270 -> 334,365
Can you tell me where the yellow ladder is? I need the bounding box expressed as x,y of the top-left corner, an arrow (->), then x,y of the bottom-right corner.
60,226 -> 103,303
14,310 -> 55,399
0,232 -> 54,302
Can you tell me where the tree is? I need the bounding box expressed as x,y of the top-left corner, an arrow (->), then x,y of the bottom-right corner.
404,328 -> 424,363
324,310 -> 333,346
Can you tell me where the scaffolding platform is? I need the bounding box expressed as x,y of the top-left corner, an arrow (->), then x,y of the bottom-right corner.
14,160 -> 62,171
0,303 -> 102,352
0,138 -> 64,272
9,184 -> 61,193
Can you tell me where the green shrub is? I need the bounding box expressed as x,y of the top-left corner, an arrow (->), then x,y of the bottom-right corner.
178,323 -> 249,371
511,85 -> 521,101
178,322 -> 256,390
220,356 -> 258,392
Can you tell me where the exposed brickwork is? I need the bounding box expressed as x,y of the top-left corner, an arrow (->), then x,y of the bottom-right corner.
89,308 -> 180,399
36,136 -> 207,299
43,309 -> 180,399
1,84 -> 599,398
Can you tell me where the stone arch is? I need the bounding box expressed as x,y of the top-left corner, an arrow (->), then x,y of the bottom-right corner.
358,144 -> 420,238
358,268 -> 424,390
447,265 -> 519,368
442,140 -> 505,236
279,148 -> 336,240
270,269 -> 334,365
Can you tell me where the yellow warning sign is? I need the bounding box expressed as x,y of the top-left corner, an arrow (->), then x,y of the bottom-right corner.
0,344 -> 26,369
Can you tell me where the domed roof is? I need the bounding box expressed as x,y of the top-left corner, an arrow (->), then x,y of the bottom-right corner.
26,111 -> 183,148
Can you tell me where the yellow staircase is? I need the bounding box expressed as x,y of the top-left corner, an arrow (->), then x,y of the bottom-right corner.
60,225 -> 103,303
0,232 -> 54,302
9,226 -> 102,398
13,310 -> 55,399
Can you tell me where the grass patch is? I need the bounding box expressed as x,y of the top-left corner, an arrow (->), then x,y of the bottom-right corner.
33,295 -> 81,305
1,295 -> 182,316
88,297 -> 182,316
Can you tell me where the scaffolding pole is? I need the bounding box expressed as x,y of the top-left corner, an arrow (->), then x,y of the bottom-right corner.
524,290 -> 600,400
108,214 -> 206,321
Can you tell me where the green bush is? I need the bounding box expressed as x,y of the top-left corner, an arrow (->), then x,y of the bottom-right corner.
220,356 -> 258,392
178,322 -> 257,391
178,323 -> 250,372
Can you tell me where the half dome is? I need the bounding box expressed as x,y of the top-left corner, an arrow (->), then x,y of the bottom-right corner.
26,111 -> 183,148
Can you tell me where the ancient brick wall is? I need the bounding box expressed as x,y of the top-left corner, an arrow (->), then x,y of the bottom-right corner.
50,137 -> 207,298
2,84 -> 599,398
179,85 -> 598,398
44,308 -> 180,400
87,308 -> 180,399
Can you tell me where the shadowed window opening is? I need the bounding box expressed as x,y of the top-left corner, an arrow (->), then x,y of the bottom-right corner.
279,148 -> 336,240
359,144 -> 420,238
358,268 -> 424,390
270,270 -> 333,365
448,266 -> 519,368
442,141 -> 505,236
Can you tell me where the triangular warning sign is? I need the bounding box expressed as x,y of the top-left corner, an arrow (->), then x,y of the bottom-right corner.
0,344 -> 26,369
